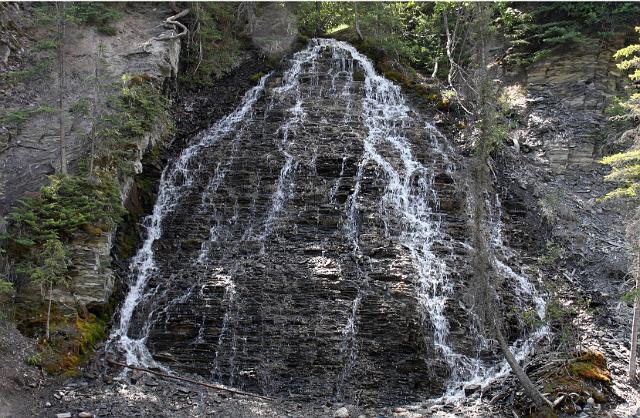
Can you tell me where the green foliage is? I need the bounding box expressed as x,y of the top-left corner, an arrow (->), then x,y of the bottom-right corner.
32,3 -> 56,25
522,307 -> 544,328
7,175 -> 124,247
538,190 -> 561,225
95,77 -> 171,173
545,297 -> 581,349
622,286 -> 640,303
69,99 -> 92,117
498,3 -> 640,67
0,105 -> 56,129
65,3 -> 122,35
295,2 -> 448,76
33,38 -> 58,52
180,3 -> 243,88
539,242 -> 565,266
28,239 -> 67,291
0,279 -> 14,295
600,28 -> 640,201
0,60 -> 51,86
26,353 -> 42,366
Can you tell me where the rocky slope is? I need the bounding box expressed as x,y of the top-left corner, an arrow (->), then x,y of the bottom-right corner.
494,36 -> 640,415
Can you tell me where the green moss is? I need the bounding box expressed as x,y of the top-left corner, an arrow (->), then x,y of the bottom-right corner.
537,349 -> 612,414
250,72 -> 266,83
570,351 -> 611,383
36,313 -> 107,375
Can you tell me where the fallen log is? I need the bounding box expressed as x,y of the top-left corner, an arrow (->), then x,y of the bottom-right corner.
106,358 -> 273,401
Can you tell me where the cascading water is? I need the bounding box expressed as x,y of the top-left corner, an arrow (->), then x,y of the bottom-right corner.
108,38 -> 548,404
107,75 -> 271,368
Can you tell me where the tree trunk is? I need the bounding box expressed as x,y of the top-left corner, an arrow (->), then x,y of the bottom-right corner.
57,2 -> 67,175
494,320 -> 553,414
630,271 -> 640,381
46,280 -> 52,341
354,2 -> 363,41
443,11 -> 454,88
315,1 -> 321,37
89,46 -> 100,178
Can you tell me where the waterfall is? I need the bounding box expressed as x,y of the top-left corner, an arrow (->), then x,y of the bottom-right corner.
107,38 -> 547,402
107,75 -> 271,368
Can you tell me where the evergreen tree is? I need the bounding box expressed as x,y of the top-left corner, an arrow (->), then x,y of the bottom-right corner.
29,239 -> 67,340
600,26 -> 640,382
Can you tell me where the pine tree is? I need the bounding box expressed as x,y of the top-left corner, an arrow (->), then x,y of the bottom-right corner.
56,2 -> 67,175
600,26 -> 640,382
29,239 -> 67,340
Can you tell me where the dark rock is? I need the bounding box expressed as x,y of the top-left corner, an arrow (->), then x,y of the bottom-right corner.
464,384 -> 481,397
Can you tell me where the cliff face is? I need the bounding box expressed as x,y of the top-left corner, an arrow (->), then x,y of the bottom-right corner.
499,38 -> 628,298
1,5 -> 179,213
1,4 -> 180,310
495,36 -> 640,413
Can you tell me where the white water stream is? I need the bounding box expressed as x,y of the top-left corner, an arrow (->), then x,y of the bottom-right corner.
108,38 -> 548,400
107,75 -> 271,368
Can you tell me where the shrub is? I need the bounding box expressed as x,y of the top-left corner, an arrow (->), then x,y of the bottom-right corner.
66,3 -> 122,36
7,175 -> 124,247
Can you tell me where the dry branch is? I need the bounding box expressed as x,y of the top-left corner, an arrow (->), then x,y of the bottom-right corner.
153,8 -> 190,41
106,358 -> 273,401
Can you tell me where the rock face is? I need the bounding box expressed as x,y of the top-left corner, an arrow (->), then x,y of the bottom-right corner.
0,4 -> 180,214
108,39 -> 546,405
1,5 -> 181,310
507,40 -> 625,172
498,37 -> 630,298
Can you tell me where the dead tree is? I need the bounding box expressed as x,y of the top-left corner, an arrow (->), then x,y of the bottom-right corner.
463,4 -> 553,414
627,215 -> 640,382
56,2 -> 67,175
354,2 -> 363,41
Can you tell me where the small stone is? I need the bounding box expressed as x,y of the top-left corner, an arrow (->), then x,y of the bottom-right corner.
29,382 -> 37,388
178,387 -> 190,394
45,402 -> 52,408
56,413 -> 72,418
334,406 -> 349,418
587,397 -> 595,405
464,384 -> 481,397
79,413 -> 94,418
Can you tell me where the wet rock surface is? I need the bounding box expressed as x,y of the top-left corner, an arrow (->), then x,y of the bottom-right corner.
105,39 -> 547,408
